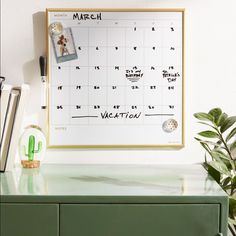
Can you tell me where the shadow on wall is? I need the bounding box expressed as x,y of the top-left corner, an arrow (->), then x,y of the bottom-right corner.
22,12 -> 47,130
23,11 -> 46,84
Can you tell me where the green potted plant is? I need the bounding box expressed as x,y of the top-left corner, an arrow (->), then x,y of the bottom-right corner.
194,108 -> 236,235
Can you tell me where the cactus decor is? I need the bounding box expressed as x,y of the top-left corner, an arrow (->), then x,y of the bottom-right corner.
23,135 -> 42,161
19,125 -> 46,169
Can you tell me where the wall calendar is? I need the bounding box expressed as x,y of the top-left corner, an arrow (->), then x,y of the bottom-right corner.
46,9 -> 185,148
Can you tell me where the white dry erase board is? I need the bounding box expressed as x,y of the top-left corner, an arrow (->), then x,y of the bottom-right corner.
46,9 -> 185,148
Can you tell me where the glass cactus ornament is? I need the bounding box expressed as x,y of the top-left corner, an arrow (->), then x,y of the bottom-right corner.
24,135 -> 42,160
19,125 -> 46,168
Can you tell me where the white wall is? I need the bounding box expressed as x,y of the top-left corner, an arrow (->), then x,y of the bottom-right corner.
1,0 -> 236,165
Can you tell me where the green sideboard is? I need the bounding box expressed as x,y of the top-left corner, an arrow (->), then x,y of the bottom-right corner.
0,164 -> 228,236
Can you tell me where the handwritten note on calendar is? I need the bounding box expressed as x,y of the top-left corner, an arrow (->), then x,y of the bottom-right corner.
47,9 -> 184,148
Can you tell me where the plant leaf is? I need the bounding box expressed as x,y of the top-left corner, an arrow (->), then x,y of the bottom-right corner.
217,112 -> 228,126
212,150 -> 235,171
230,141 -> 236,152
229,197 -> 236,216
195,137 -> 214,159
220,116 -> 236,133
222,176 -> 231,187
215,140 -> 223,147
204,152 -> 208,163
200,142 -> 212,155
194,112 -> 214,122
226,127 -> 236,142
212,150 -> 230,160
195,138 -> 225,149
205,163 -> 221,183
198,130 -> 219,138
197,121 -> 217,130
223,185 -> 233,190
208,160 -> 231,176
228,217 -> 236,225
209,108 -> 222,124
232,176 -> 236,188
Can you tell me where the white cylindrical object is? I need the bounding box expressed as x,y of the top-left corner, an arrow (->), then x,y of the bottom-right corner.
41,78 -> 47,109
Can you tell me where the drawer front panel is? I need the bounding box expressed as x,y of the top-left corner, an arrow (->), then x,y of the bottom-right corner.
0,203 -> 59,236
60,204 -> 220,236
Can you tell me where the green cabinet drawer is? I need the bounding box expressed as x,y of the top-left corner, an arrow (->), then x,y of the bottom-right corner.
60,204 -> 220,236
0,203 -> 59,236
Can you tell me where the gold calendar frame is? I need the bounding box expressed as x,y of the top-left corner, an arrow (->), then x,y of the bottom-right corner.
46,8 -> 185,148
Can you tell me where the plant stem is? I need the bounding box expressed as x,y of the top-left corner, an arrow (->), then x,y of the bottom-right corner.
218,131 -> 234,160
214,127 -> 236,177
229,224 -> 236,236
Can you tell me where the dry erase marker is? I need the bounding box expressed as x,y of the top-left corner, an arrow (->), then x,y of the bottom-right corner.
39,56 -> 47,109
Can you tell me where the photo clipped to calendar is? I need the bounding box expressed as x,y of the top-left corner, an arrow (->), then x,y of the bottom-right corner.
49,22 -> 78,63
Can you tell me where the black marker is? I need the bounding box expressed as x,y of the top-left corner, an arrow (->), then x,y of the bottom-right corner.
39,56 -> 47,109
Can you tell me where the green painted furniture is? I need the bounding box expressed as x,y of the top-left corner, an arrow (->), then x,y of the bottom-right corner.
0,165 -> 228,236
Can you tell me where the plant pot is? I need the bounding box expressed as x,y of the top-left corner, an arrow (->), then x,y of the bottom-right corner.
21,160 -> 40,168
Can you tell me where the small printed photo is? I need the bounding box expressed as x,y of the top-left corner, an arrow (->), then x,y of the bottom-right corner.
51,27 -> 78,63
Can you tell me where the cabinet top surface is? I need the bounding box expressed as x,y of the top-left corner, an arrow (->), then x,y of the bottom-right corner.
0,164 -> 227,201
